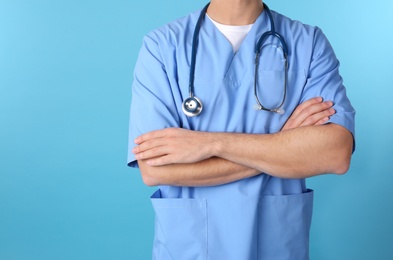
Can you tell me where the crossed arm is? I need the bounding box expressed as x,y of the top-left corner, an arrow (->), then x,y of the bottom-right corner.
132,98 -> 353,186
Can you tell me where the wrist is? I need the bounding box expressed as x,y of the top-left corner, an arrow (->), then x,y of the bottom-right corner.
206,132 -> 224,158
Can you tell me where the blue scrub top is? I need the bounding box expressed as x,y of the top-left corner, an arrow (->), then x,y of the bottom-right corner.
128,7 -> 355,260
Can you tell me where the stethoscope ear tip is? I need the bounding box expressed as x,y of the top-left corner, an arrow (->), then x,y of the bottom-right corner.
253,104 -> 285,114
275,108 -> 285,114
253,104 -> 263,110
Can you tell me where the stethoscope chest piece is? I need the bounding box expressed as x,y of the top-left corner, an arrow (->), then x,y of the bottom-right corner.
182,96 -> 203,117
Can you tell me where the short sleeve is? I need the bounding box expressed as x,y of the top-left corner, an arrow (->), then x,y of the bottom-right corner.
127,34 -> 180,168
300,27 -> 356,150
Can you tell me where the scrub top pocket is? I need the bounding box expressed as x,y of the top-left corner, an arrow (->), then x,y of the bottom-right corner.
150,189 -> 208,260
257,189 -> 314,260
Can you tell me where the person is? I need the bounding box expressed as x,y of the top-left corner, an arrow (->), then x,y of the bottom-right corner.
128,0 -> 355,259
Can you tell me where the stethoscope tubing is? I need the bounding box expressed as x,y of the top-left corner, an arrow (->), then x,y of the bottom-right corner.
184,2 -> 288,117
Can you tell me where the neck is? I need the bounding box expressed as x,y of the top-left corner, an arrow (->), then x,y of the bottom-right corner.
207,0 -> 264,25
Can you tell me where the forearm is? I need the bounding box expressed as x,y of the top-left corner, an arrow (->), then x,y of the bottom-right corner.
133,99 -> 350,183
138,157 -> 259,186
212,124 -> 353,178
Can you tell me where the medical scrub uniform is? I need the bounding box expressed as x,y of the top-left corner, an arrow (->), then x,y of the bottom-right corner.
127,6 -> 355,260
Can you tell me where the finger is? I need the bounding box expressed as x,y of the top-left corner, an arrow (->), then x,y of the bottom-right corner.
135,145 -> 170,161
290,97 -> 323,118
300,108 -> 335,126
135,128 -> 175,144
314,117 -> 330,126
293,101 -> 333,126
283,98 -> 324,130
146,155 -> 173,166
282,100 -> 334,131
133,137 -> 169,154
134,130 -> 166,145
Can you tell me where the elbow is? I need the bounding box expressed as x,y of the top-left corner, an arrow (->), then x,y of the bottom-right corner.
138,160 -> 159,186
333,157 -> 351,175
330,127 -> 354,175
141,171 -> 158,186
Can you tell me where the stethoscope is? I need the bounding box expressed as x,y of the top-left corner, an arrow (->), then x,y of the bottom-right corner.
182,2 -> 289,117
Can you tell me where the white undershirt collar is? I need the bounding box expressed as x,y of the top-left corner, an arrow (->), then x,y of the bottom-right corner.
206,14 -> 254,53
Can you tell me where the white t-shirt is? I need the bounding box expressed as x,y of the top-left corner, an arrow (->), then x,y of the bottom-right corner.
206,14 -> 253,53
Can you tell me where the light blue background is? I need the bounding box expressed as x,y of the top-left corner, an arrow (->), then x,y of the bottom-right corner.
0,0 -> 392,259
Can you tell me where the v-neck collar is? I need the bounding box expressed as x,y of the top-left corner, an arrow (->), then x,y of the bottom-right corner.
197,8 -> 271,81
203,9 -> 270,55
206,14 -> 253,53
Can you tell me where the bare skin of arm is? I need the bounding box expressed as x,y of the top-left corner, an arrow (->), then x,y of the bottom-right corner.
133,98 -> 348,186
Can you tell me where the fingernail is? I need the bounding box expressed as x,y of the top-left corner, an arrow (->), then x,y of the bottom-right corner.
134,137 -> 141,144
